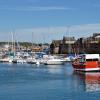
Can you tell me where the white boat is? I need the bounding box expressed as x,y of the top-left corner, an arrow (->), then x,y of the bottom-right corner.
12,56 -> 26,64
26,57 -> 37,64
62,57 -> 71,62
0,56 -> 13,63
43,55 -> 64,65
44,59 -> 64,65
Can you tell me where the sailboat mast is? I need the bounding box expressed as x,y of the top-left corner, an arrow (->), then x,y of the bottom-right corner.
67,26 -> 71,54
11,31 -> 14,52
32,32 -> 34,50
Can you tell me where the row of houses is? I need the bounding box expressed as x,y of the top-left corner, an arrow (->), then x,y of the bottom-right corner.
50,33 -> 100,54
0,43 -> 49,53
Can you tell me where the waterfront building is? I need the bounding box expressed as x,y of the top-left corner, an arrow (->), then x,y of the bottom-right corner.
50,40 -> 62,54
84,33 -> 100,53
59,36 -> 76,54
74,33 -> 100,54
50,36 -> 76,54
74,37 -> 85,54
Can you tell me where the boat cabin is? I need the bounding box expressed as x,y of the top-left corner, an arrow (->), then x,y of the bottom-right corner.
77,54 -> 100,63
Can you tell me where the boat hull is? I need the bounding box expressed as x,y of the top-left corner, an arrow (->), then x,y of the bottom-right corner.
44,61 -> 64,65
72,61 -> 100,72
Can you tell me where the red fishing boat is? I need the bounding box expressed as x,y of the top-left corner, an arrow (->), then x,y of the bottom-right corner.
72,54 -> 100,72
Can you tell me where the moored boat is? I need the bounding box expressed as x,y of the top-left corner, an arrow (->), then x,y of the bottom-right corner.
44,59 -> 64,65
43,55 -> 64,65
26,57 -> 37,64
72,54 -> 100,72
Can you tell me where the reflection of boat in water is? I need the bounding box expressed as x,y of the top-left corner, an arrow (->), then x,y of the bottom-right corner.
72,54 -> 100,72
46,66 -> 63,74
74,71 -> 100,92
85,73 -> 100,92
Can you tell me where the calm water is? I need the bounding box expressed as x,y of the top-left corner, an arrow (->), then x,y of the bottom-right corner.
0,63 -> 100,100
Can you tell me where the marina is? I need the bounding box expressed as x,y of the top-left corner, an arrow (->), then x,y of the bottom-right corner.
0,0 -> 100,99
0,51 -> 72,65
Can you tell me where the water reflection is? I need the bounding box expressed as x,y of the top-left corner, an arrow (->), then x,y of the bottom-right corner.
74,71 -> 100,92
45,65 -> 64,74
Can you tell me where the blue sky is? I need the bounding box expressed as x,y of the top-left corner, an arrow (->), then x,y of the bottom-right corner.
0,0 -> 100,43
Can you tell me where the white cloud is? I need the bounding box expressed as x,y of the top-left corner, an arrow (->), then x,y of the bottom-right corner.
22,7 -> 70,11
70,24 -> 100,37
0,24 -> 100,43
0,6 -> 71,11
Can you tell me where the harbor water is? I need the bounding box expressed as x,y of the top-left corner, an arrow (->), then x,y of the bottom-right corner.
0,63 -> 100,100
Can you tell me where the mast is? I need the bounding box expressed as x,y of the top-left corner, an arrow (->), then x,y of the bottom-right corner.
32,32 -> 34,51
11,31 -> 14,53
67,26 -> 71,54
11,31 -> 15,56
